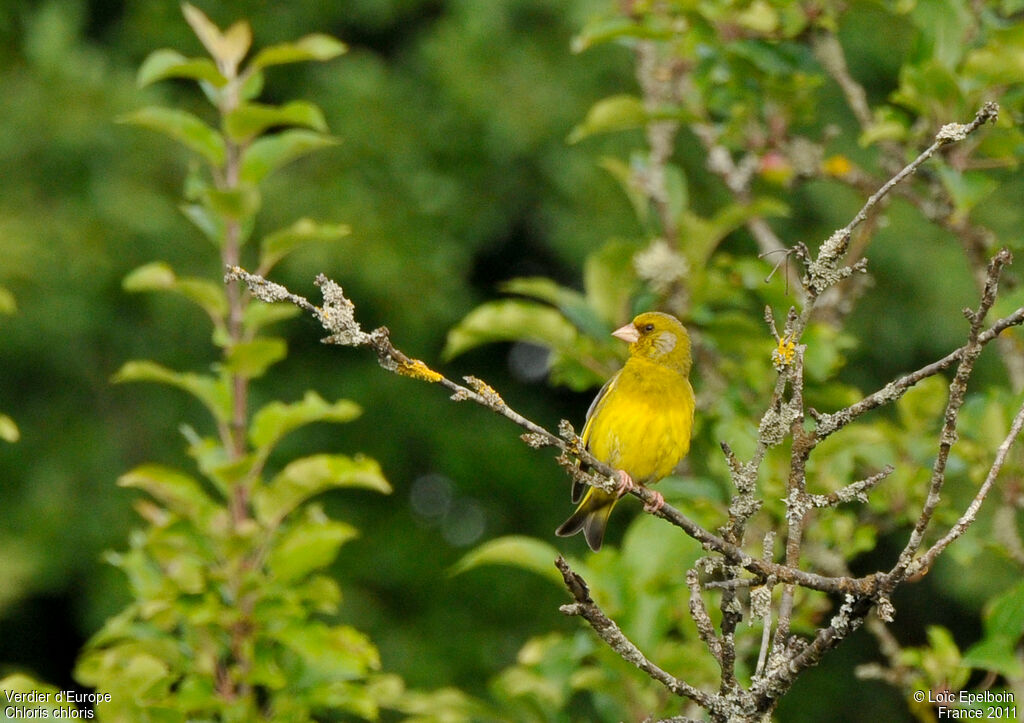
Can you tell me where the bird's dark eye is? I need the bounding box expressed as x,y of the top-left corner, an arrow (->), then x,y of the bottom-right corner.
643,323 -> 655,332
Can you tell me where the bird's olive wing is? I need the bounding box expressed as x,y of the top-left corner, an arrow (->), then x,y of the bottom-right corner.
572,370 -> 620,503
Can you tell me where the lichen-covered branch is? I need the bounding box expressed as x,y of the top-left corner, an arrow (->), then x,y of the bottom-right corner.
802,102 -> 998,298
556,556 -> 721,715
886,249 -> 1011,586
813,302 -> 1024,439
908,397 -> 1024,577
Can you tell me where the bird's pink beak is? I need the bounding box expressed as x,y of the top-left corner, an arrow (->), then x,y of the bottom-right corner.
612,323 -> 639,344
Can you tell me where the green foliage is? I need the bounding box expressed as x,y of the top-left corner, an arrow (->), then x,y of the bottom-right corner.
0,0 -> 1022,719
455,518 -> 719,719
69,6 -> 469,721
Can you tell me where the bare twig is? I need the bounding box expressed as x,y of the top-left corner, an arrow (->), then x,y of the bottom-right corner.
753,532 -> 777,681
687,566 -> 724,666
803,102 -> 998,296
814,303 -> 1024,440
811,32 -> 871,129
886,249 -> 1012,586
908,397 -> 1024,576
556,556 -> 721,713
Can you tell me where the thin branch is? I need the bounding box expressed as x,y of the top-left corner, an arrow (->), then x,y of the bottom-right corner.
811,32 -> 871,129
753,532 -> 777,681
814,302 -> 1024,440
687,567 -> 723,666
775,346 -> 811,650
803,102 -> 999,296
806,465 -> 894,508
887,249 -> 1012,585
754,595 -> 875,713
556,556 -> 721,713
908,398 -> 1024,576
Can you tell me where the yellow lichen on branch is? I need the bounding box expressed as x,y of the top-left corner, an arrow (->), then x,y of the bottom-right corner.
772,334 -> 797,371
397,359 -> 444,383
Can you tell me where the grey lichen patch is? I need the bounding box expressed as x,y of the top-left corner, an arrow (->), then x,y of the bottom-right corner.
750,584 -> 773,622
315,274 -> 370,346
228,266 -> 291,303
758,401 -> 799,447
936,122 -> 972,143
784,488 -> 812,524
520,432 -> 550,448
875,595 -> 895,623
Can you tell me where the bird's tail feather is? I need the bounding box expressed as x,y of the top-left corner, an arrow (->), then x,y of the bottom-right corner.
555,488 -> 618,551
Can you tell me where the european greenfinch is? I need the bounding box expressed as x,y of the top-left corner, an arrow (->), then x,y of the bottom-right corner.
555,311 -> 695,551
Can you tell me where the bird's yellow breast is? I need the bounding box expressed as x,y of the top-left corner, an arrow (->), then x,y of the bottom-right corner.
583,356 -> 695,484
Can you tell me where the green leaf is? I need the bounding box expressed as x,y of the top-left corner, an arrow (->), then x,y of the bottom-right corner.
182,3 -> 251,74
243,301 -> 300,336
259,217 -> 351,272
965,24 -> 1024,84
735,1 -> 779,33
180,202 -> 225,246
571,15 -> 674,53
250,391 -> 362,451
449,536 -> 563,584
891,60 -> 963,121
201,184 -> 262,220
680,197 -> 789,267
255,453 -> 388,524
222,338 -> 287,378
984,579 -> 1024,638
0,286 -> 15,314
908,0 -> 974,69
123,261 -> 228,323
0,414 -> 18,442
175,278 -> 230,319
118,464 -> 220,523
599,156 -> 649,225
859,106 -> 910,146
936,167 -> 998,221
118,106 -> 226,166
963,636 -> 1024,678
584,241 -> 640,326
113,360 -> 231,423
249,34 -> 348,71
240,68 -> 265,100
802,322 -> 856,382
568,95 -> 647,144
442,300 -> 578,360
267,505 -> 359,582
897,375 -> 947,432
224,101 -> 328,142
500,277 -> 607,338
269,621 -> 378,681
137,48 -> 226,88
123,260 -> 176,290
240,129 -> 338,184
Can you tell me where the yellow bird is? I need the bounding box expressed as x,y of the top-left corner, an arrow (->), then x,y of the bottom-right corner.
555,311 -> 695,551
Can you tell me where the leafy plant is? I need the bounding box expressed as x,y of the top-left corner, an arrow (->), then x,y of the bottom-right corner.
60,6 -> 472,721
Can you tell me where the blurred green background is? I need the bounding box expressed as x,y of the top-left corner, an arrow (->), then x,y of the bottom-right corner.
0,1 -> 1021,720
